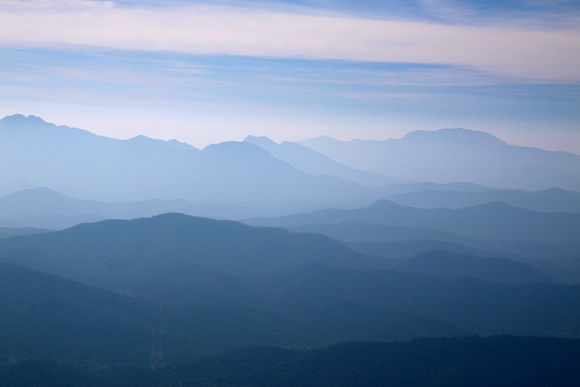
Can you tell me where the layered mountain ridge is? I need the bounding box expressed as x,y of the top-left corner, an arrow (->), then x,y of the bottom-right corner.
297,129 -> 580,190
3,114 -> 580,213
2,114 -> 580,380
0,115 -> 375,209
2,213 -> 579,346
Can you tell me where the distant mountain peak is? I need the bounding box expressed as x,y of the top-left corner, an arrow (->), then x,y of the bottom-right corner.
244,135 -> 277,145
0,114 -> 51,128
464,200 -> 519,211
204,140 -> 268,154
0,114 -> 98,139
1,114 -> 45,123
299,129 -> 508,147
401,128 -> 508,146
3,187 -> 70,201
300,135 -> 343,143
367,199 -> 406,210
128,134 -> 151,141
125,134 -> 196,150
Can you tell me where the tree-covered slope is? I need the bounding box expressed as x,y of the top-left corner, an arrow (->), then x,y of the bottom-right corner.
0,213 -> 378,304
4,337 -> 579,386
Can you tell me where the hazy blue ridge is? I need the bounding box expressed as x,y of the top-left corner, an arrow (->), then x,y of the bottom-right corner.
0,115 -> 382,210
4,115 -> 579,216
0,181 -> 525,230
385,187 -> 580,213
7,183 -> 577,231
245,199 -> 580,245
244,135 -> 400,187
0,226 -> 50,239
1,113 -> 579,384
0,187 -> 290,230
296,130 -> 580,190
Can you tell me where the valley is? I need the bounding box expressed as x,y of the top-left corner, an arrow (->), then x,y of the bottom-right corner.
1,115 -> 579,385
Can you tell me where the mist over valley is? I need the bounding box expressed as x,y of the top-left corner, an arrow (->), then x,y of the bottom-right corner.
1,112 -> 580,384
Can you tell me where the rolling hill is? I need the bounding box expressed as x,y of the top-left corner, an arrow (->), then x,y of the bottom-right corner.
0,213 -> 379,304
1,214 -> 579,341
0,262 -> 348,363
381,250 -> 555,284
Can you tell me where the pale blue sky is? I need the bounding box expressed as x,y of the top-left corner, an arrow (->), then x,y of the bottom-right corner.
1,0 -> 579,152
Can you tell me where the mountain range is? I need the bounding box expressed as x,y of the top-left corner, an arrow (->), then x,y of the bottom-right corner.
2,113 -> 580,383
384,187 -> 580,213
2,213 -> 578,341
0,213 -> 379,305
3,184 -> 579,231
244,135 -> 399,187
3,114 -> 580,212
246,199 -> 580,245
0,187 -> 276,230
246,199 -> 580,283
298,130 -> 580,190
0,115 -> 376,211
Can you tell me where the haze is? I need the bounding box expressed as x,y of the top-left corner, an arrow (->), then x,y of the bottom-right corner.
1,0 -> 579,152
2,1 -> 580,385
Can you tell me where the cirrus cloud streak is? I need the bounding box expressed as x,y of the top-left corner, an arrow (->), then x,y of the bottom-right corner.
1,0 -> 580,81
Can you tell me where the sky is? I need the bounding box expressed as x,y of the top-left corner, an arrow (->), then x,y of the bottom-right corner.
1,0 -> 580,153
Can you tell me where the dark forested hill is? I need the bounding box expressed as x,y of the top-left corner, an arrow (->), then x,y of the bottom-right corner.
2,213 -> 578,340
3,336 -> 579,386
259,263 -> 580,337
381,249 -> 555,284
0,261 -> 477,368
2,212 -> 580,383
0,213 -> 378,304
0,262 -> 173,363
170,336 -> 580,387
0,262 -> 369,363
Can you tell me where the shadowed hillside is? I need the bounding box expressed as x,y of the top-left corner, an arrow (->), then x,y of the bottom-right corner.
2,214 -> 579,341
0,213 -> 378,304
3,336 -> 579,386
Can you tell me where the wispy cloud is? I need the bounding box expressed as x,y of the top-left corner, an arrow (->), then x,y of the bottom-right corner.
1,0 -> 579,81
1,1 -> 579,153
